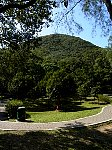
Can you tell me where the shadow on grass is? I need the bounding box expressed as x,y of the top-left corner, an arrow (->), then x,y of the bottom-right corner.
0,125 -> 112,150
61,100 -> 100,112
26,104 -> 100,113
23,99 -> 54,112
24,98 -> 100,113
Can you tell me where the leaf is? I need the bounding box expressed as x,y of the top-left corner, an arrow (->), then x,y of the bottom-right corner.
64,0 -> 68,8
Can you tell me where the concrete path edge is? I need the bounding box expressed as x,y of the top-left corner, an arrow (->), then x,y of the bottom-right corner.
0,105 -> 112,131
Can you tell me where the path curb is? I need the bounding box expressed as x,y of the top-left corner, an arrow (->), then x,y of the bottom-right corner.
0,105 -> 112,131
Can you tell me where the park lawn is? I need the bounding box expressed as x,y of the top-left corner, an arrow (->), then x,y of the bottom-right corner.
27,102 -> 106,123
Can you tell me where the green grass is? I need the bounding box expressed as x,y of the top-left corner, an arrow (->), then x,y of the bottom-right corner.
0,101 -> 111,150
27,102 -> 106,123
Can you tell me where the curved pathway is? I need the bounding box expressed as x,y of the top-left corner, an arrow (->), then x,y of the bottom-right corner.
0,105 -> 112,131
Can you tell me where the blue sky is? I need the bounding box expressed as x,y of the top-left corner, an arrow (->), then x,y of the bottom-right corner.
39,4 -> 111,48
39,24 -> 109,48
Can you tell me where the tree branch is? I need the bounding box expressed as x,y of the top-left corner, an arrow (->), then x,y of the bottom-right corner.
0,0 -> 37,13
102,0 -> 112,20
64,0 -> 82,16
59,0 -> 82,22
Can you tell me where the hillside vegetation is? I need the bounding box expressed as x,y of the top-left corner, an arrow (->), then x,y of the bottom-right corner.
0,34 -> 112,110
34,34 -> 99,63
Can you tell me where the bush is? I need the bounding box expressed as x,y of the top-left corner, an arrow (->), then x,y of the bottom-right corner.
98,94 -> 111,104
5,99 -> 23,119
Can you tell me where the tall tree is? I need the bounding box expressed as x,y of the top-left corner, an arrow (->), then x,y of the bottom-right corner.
0,47 -> 45,98
46,69 -> 76,110
0,0 -> 112,47
0,0 -> 56,47
93,53 -> 111,94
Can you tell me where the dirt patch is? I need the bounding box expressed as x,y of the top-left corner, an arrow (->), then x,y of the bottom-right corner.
96,123 -> 112,134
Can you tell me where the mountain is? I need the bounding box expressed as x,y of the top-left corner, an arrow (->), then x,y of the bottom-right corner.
33,34 -> 101,64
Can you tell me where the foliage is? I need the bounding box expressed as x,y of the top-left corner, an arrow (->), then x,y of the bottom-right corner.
98,94 -> 112,104
46,69 -> 76,110
77,82 -> 90,99
0,34 -> 112,110
5,99 -> 23,119
0,0 -> 111,47
0,0 -> 56,47
55,0 -> 112,34
90,85 -> 101,98
0,48 -> 45,99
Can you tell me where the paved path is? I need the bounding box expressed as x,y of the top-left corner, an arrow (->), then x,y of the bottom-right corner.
0,105 -> 112,131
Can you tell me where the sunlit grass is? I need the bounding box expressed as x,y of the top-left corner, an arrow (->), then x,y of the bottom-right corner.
27,102 -> 106,123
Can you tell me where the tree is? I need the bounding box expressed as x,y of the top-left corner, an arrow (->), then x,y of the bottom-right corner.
8,62 -> 45,99
0,0 -> 56,47
46,69 -> 76,110
0,46 -> 45,98
54,0 -> 112,34
0,0 -> 112,47
93,53 -> 112,94
1,0 -> 112,20
77,82 -> 91,100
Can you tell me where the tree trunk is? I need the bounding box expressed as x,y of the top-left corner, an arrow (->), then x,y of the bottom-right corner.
56,96 -> 61,111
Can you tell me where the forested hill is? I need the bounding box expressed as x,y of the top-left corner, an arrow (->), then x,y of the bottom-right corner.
34,34 -> 100,63
39,34 -> 99,49
1,33 -> 111,101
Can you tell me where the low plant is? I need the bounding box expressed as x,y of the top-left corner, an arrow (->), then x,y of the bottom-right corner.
5,99 -> 23,119
98,94 -> 111,104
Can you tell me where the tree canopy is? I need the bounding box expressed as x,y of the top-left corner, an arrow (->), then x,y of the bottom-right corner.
0,34 -> 112,110
0,0 -> 56,47
0,0 -> 112,47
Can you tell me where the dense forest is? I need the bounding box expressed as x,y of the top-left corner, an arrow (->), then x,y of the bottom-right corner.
0,34 -> 112,109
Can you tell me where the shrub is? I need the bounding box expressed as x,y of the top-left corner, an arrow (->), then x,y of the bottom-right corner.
98,94 -> 111,104
5,99 -> 23,119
